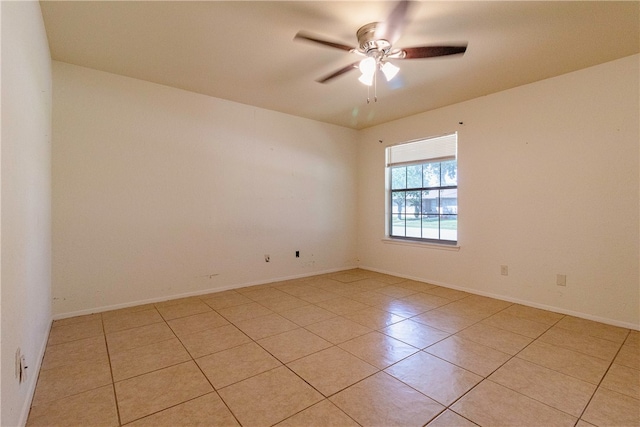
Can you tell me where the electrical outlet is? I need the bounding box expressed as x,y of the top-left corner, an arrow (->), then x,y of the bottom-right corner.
556,274 -> 566,286
15,348 -> 20,380
15,348 -> 27,384
265,254 -> 270,263
500,265 -> 508,276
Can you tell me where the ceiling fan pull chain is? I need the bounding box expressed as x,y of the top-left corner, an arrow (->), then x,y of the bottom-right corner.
374,69 -> 378,103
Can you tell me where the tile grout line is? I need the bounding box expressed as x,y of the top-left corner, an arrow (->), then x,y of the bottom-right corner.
29,270 -> 636,426
235,277 -> 549,425
266,276 -> 450,425
397,306 -> 581,424
101,312 -> 124,427
443,311 -> 631,426
117,307 -> 238,426
199,286 -> 366,426
187,333 -> 244,427
205,277 -> 418,425
115,307 -> 187,425
573,328 -> 634,424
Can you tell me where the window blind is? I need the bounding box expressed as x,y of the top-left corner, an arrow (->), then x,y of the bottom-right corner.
387,133 -> 457,166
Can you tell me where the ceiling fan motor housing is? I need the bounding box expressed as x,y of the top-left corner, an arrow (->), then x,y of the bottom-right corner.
357,22 -> 391,55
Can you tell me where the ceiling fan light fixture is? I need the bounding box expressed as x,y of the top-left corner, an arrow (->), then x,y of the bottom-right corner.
381,61 -> 400,81
358,72 -> 375,86
358,57 -> 377,86
359,57 -> 377,75
295,0 -> 469,88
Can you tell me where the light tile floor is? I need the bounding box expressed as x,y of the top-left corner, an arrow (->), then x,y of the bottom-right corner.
27,269 -> 639,426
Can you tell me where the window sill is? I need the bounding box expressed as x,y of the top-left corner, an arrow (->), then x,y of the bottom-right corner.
381,237 -> 460,251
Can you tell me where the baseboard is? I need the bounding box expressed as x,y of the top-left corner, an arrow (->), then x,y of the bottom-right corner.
52,266 -> 357,320
18,318 -> 52,427
358,265 -> 640,331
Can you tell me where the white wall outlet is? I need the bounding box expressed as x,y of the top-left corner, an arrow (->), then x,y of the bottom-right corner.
556,274 -> 567,286
15,348 -> 20,379
500,265 -> 508,276
15,348 -> 27,384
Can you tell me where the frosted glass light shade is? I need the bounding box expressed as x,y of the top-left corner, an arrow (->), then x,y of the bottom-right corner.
381,61 -> 400,81
358,57 -> 376,86
359,57 -> 376,74
358,72 -> 374,86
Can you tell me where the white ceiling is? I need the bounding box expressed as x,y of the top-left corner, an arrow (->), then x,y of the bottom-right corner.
40,1 -> 639,130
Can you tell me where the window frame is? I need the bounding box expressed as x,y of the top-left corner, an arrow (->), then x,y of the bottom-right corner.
385,133 -> 458,246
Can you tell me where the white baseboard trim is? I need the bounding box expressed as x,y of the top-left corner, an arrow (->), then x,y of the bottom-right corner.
53,263 -> 638,329
358,265 -> 640,331
18,319 -> 52,427
52,266 -> 357,320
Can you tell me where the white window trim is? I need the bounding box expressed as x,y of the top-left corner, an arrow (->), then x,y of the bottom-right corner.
385,132 -> 458,245
381,237 -> 460,251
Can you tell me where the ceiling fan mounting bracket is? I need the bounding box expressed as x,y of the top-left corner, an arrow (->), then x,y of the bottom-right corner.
356,22 -> 391,55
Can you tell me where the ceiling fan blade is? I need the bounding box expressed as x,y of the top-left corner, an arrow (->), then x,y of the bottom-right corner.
294,31 -> 355,52
400,45 -> 467,59
375,0 -> 411,44
316,62 -> 359,83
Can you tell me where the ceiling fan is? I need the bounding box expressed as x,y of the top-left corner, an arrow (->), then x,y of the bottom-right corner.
294,0 -> 467,88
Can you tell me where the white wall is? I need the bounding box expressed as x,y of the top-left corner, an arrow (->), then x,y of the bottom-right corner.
1,2 -> 53,426
52,62 -> 358,317
51,50 -> 638,329
357,55 -> 639,328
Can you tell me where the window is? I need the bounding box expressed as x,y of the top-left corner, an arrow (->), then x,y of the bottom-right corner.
387,133 -> 457,244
